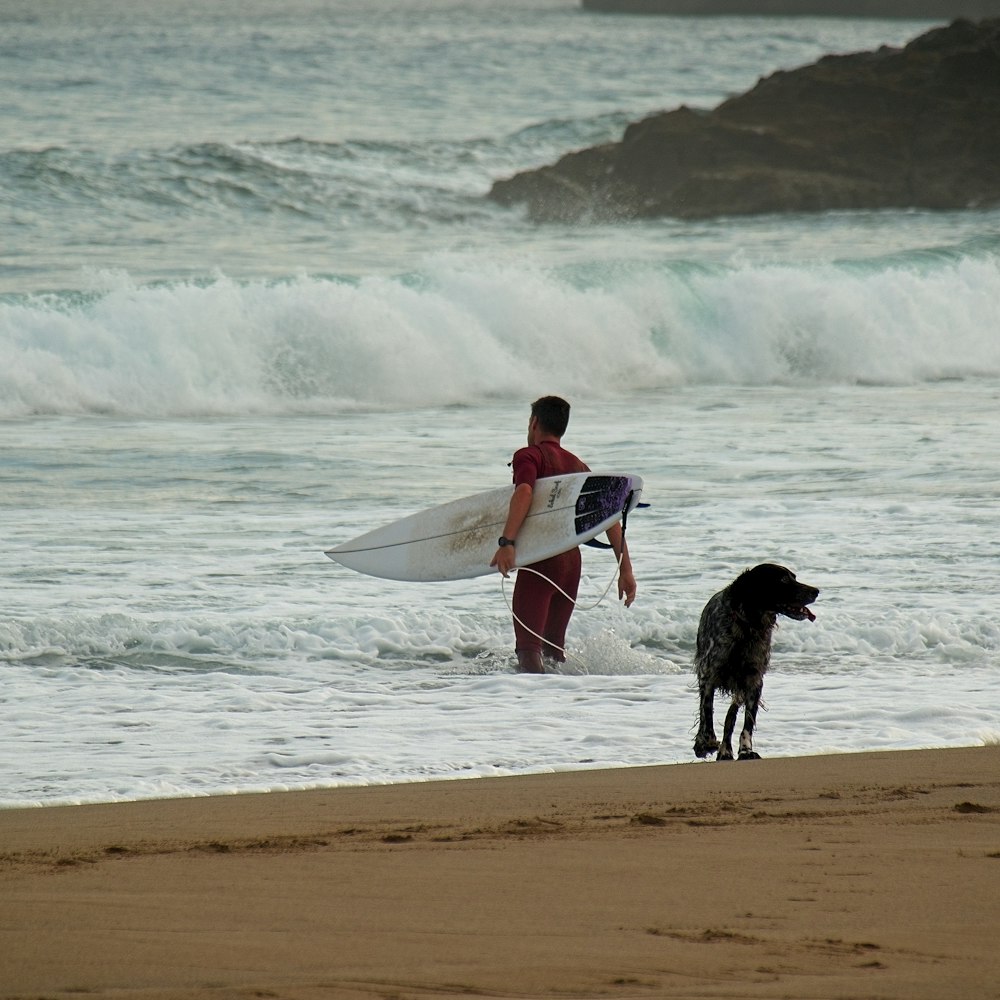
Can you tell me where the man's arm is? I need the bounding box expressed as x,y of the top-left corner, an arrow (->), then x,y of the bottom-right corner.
489,482 -> 533,577
605,522 -> 637,607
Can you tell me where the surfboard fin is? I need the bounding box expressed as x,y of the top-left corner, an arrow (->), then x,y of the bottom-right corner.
584,502 -> 649,549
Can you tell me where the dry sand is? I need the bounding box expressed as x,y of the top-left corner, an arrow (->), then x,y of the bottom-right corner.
2,746 -> 999,1000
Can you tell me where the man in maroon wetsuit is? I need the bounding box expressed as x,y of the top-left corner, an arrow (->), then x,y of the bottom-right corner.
490,396 -> 637,673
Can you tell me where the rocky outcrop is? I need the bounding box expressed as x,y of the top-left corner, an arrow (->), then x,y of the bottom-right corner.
581,0 -> 1000,17
489,18 -> 1000,221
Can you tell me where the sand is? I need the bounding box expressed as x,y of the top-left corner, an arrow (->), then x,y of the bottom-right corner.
2,746 -> 999,1000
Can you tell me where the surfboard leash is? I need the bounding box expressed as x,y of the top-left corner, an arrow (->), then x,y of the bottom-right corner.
499,543 -> 626,666
498,489 -> 641,666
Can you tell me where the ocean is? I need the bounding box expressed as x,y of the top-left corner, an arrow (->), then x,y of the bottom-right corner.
2,0 -> 999,808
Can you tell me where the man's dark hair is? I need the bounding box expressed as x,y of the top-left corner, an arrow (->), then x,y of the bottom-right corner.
531,395 -> 571,437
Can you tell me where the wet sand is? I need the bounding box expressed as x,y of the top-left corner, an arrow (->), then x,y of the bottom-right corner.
2,746 -> 999,1000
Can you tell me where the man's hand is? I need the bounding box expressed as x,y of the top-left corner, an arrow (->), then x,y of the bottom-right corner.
490,545 -> 517,578
618,568 -> 637,607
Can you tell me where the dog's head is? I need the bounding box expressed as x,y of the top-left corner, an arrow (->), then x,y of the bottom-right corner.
732,563 -> 819,621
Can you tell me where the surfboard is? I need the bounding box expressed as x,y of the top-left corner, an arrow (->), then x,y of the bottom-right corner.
324,472 -> 643,582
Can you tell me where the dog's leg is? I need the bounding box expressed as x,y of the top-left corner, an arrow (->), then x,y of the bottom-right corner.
693,681 -> 719,758
737,685 -> 763,761
717,699 -> 738,760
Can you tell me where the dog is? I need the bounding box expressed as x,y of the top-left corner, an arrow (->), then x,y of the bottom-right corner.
693,564 -> 819,761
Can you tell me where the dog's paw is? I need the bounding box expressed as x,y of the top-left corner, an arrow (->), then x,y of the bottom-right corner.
737,750 -> 762,761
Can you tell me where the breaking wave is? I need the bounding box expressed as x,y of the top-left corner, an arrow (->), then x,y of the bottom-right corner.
2,244 -> 999,417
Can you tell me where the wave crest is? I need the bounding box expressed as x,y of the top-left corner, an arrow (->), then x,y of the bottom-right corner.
2,250 -> 999,417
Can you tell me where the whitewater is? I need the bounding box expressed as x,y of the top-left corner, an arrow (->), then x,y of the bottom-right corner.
2,0 -> 999,807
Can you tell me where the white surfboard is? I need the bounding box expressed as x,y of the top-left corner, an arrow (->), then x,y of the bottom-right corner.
325,472 -> 643,582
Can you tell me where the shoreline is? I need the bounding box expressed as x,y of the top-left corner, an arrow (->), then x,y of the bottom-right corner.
0,739 -> 993,815
3,745 -> 999,999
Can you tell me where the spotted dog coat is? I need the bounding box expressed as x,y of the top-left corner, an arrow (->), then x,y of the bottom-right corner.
693,564 -> 819,761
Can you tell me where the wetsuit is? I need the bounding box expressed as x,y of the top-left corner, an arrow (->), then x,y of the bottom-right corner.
510,440 -> 589,662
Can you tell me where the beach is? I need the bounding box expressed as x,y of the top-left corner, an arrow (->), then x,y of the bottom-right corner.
3,745 -> 998,1000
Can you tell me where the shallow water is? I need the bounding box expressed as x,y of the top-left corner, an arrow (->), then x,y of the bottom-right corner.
2,1 -> 998,806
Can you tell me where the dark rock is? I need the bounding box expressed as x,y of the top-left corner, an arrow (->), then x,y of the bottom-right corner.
581,0 -> 1000,17
488,18 -> 1000,221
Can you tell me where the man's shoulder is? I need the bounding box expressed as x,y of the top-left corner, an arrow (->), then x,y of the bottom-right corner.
512,442 -> 589,480
513,444 -> 545,462
511,444 -> 546,476
552,443 -> 589,473
562,447 -> 589,472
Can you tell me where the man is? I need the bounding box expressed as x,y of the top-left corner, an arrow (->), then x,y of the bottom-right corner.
490,396 -> 637,673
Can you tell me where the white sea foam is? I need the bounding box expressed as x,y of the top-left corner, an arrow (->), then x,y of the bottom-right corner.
3,379 -> 1000,807
3,251 -> 999,418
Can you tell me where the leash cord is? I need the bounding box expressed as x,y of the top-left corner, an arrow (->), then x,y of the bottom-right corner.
499,491 -> 636,663
499,545 -> 625,662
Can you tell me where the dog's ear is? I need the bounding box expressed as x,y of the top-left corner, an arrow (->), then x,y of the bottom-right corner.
729,566 -> 760,602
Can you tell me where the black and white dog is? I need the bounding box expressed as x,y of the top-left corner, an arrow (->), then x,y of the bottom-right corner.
693,564 -> 819,761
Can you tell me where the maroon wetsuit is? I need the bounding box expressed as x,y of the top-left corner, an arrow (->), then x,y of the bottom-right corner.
510,441 -> 589,662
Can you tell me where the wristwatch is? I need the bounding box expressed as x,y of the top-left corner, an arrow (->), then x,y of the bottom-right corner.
497,536 -> 516,548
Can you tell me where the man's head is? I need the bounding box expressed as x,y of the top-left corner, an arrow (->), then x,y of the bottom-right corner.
529,395 -> 571,441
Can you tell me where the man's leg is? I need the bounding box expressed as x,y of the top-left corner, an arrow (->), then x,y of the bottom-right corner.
512,566 -> 554,673
540,549 -> 581,663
